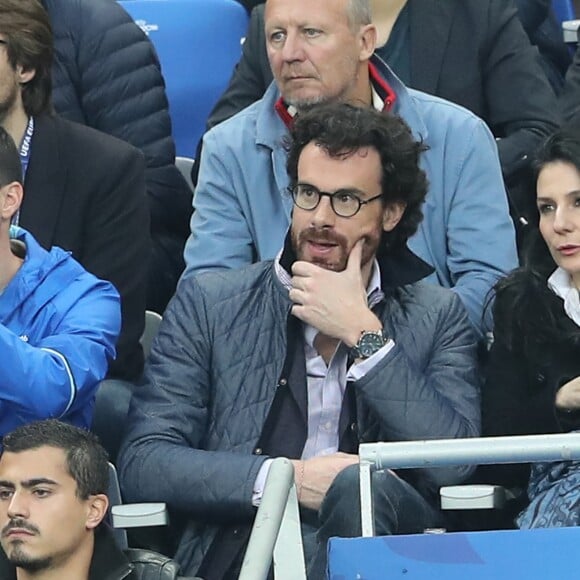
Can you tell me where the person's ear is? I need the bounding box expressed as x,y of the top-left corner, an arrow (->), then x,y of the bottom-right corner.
0,182 -> 23,221
16,65 -> 36,85
85,494 -> 109,530
358,24 -> 377,61
382,202 -> 406,232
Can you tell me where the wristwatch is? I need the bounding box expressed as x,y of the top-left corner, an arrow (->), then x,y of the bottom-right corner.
350,330 -> 388,360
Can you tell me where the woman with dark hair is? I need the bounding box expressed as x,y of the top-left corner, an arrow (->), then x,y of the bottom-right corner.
484,129 -> 580,528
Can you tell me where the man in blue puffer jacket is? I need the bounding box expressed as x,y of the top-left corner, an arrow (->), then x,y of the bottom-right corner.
40,0 -> 193,313
0,128 -> 121,436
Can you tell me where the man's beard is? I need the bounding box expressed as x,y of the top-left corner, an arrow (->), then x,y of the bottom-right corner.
0,78 -> 20,126
292,226 -> 349,271
7,543 -> 52,572
284,56 -> 360,113
291,226 -> 379,271
285,92 -> 327,113
2,518 -> 50,572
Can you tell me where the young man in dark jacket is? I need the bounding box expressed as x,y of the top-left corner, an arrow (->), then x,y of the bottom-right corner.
0,0 -> 149,381
0,420 -> 189,580
119,103 -> 481,579
41,0 -> 193,313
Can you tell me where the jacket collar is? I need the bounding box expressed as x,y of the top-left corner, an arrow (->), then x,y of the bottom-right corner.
89,525 -> 133,580
274,62 -> 398,129
20,113 -> 67,250
0,525 -> 132,580
255,53 -> 429,152
277,229 -> 434,292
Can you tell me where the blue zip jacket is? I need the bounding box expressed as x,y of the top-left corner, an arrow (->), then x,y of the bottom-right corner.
184,55 -> 518,336
0,227 -> 121,436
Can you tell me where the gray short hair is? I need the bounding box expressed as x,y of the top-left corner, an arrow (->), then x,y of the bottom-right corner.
346,0 -> 372,30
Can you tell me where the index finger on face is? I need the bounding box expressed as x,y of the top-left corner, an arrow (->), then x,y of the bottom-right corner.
346,238 -> 364,272
291,260 -> 317,277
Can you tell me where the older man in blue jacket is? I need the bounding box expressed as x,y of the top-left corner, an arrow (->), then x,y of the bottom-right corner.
183,0 -> 518,337
120,104 -> 480,579
0,128 -> 121,436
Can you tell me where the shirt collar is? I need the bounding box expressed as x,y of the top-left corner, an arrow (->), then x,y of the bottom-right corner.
548,267 -> 580,327
371,84 -> 385,112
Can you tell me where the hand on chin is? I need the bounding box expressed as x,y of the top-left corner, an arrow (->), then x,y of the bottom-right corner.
289,239 -> 376,342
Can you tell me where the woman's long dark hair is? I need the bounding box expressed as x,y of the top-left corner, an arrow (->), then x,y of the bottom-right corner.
492,130 -> 580,352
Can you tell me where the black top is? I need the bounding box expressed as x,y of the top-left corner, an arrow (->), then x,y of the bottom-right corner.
375,2 -> 411,86
0,526 -> 132,580
20,114 -> 148,381
479,267 -> 580,488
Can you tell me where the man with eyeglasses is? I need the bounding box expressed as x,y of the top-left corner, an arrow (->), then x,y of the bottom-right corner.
119,103 -> 480,580
183,0 -> 518,339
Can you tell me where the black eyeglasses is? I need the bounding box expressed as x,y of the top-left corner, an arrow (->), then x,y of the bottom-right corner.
0,40 -> 6,45
290,183 -> 383,218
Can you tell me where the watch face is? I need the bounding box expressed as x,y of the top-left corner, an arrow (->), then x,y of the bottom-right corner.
358,332 -> 386,357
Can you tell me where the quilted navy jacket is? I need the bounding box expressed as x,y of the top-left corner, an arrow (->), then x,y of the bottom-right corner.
119,245 -> 481,575
41,0 -> 193,312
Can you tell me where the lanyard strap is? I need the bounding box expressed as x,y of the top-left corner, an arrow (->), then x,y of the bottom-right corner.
11,116 -> 34,226
19,115 -> 34,176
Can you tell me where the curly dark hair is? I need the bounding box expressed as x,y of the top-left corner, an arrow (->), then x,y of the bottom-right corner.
0,0 -> 53,117
286,102 -> 428,249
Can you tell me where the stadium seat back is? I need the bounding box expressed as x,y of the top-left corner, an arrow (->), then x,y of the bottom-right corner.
552,0 -> 576,24
118,0 -> 248,157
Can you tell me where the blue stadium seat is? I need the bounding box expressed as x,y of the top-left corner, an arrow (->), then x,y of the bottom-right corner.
92,311 -> 163,463
328,527 -> 580,579
552,0 -> 576,24
118,0 -> 248,158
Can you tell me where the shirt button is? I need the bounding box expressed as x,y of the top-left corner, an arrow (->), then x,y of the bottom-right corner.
278,378 -> 287,387
350,422 -> 358,433
254,448 -> 262,455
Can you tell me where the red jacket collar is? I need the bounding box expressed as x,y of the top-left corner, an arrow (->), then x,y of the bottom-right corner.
274,61 -> 397,128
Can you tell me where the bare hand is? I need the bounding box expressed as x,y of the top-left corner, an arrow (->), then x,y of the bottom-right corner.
289,240 -> 380,345
555,377 -> 580,411
291,453 -> 359,511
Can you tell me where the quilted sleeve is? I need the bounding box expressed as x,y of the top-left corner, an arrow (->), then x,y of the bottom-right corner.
354,291 -> 481,490
118,276 -> 267,521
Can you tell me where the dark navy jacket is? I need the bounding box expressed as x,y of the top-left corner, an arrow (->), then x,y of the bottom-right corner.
42,0 -> 193,312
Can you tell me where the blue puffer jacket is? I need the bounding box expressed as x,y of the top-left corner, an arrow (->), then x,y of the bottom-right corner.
42,0 -> 193,312
0,227 -> 121,436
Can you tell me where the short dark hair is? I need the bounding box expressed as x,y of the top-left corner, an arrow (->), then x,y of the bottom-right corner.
0,0 -> 53,116
287,102 -> 428,249
2,420 -> 109,500
0,127 -> 22,188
